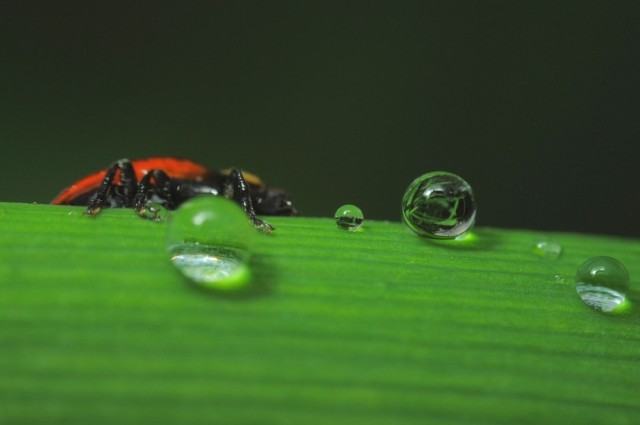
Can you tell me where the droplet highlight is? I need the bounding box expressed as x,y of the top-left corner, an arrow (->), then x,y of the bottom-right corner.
334,204 -> 364,231
531,239 -> 562,259
401,171 -> 476,239
166,196 -> 256,290
575,256 -> 630,313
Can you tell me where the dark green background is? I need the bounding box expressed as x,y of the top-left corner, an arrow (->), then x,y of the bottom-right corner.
1,2 -> 638,237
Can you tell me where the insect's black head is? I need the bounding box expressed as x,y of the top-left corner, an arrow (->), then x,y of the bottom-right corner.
254,187 -> 297,216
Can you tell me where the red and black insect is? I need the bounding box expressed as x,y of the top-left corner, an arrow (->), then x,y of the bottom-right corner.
51,158 -> 296,232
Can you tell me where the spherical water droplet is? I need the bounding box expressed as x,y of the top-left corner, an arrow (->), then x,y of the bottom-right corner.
166,196 -> 256,291
531,239 -> 562,259
334,204 -> 364,231
575,256 -> 630,313
401,172 -> 476,239
139,201 -> 170,222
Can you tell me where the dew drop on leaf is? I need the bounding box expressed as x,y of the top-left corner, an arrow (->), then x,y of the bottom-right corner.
575,256 -> 630,313
401,172 -> 476,239
553,274 -> 567,283
334,204 -> 364,231
531,239 -> 562,259
166,196 -> 256,291
139,201 -> 170,222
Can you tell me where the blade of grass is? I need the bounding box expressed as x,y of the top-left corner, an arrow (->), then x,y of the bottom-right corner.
0,202 -> 639,424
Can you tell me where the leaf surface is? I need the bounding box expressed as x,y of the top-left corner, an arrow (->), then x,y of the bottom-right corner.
0,202 -> 639,424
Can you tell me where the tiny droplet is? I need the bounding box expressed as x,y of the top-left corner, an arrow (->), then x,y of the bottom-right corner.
140,201 -> 170,222
553,274 -> 567,283
575,256 -> 630,313
334,204 -> 364,231
401,171 -> 476,239
166,196 -> 256,291
531,239 -> 562,259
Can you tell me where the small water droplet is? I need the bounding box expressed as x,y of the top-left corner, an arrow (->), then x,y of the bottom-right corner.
140,201 -> 170,222
334,204 -> 364,231
575,256 -> 630,313
531,239 -> 562,259
553,274 -> 567,283
166,196 -> 256,291
401,172 -> 476,239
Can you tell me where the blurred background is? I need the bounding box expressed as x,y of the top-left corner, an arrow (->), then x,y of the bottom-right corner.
1,2 -> 638,237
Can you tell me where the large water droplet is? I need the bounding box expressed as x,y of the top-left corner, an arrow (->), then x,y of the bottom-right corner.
334,204 -> 364,231
401,172 -> 476,239
575,256 -> 630,313
170,243 -> 250,289
166,196 -> 257,290
531,239 -> 562,259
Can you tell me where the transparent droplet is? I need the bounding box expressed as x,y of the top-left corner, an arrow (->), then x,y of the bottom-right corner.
139,201 -> 170,222
553,274 -> 567,283
575,256 -> 630,313
531,239 -> 562,259
334,204 -> 364,231
170,243 -> 250,288
166,196 -> 256,291
401,172 -> 476,239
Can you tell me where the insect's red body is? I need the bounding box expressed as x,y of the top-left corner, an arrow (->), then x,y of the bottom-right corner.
52,158 -> 211,205
52,157 -> 293,232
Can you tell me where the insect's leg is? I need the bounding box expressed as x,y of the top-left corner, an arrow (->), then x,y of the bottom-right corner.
87,159 -> 137,215
225,168 -> 274,233
133,169 -> 173,220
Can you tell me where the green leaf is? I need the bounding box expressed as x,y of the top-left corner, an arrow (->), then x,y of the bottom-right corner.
0,202 -> 639,424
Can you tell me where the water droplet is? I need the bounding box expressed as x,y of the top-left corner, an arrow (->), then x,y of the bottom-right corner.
531,239 -> 562,259
575,256 -> 630,313
170,243 -> 250,289
166,196 -> 256,290
139,201 -> 170,222
334,204 -> 364,231
401,172 -> 476,239
553,274 -> 567,283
